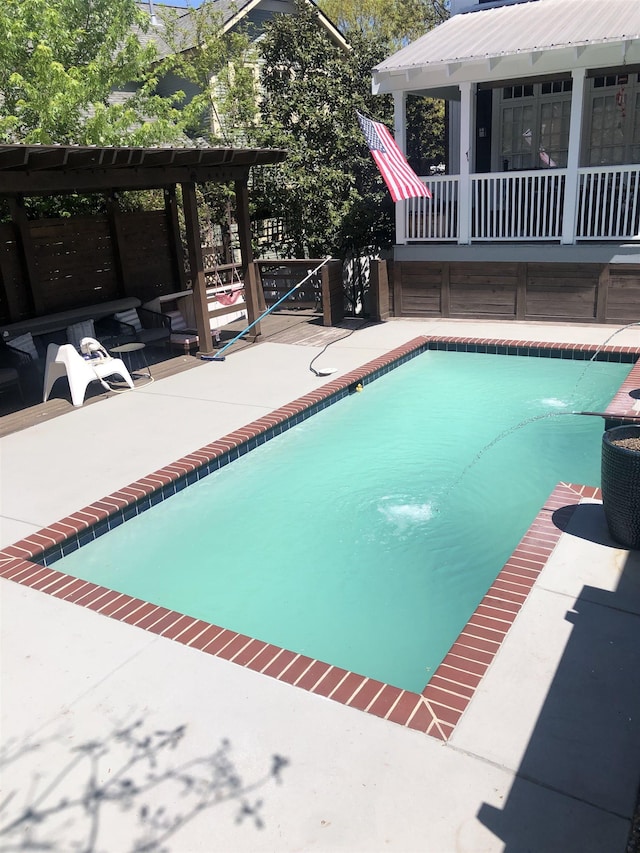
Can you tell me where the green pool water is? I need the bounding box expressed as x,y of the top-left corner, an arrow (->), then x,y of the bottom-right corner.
56,351 -> 630,692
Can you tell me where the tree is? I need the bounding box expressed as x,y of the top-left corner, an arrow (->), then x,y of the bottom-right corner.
317,0 -> 449,50
156,2 -> 261,251
0,0 -> 259,149
0,0 -> 257,224
0,0 -> 191,146
252,0 -> 448,261
318,0 -> 448,175
251,1 -> 395,260
156,2 -> 259,146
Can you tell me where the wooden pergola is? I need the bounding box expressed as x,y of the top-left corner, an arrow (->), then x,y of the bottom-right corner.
0,143 -> 287,355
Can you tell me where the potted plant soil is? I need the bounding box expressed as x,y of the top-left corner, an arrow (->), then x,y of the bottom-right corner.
601,424 -> 640,549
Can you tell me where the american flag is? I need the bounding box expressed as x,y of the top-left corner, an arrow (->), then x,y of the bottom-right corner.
357,111 -> 432,202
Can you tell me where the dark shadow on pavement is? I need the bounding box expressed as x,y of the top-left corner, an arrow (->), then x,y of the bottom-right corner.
552,500 -> 622,547
477,501 -> 640,852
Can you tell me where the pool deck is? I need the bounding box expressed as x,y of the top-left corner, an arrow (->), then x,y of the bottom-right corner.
2,317 -> 640,851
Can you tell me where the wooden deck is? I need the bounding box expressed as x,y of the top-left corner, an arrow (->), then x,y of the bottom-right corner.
0,308 -> 347,437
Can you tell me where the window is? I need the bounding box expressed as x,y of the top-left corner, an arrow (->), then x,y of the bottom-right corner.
503,84 -> 534,99
586,74 -> 640,166
497,80 -> 572,170
541,80 -> 573,96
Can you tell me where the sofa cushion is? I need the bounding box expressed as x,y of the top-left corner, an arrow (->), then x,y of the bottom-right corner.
114,308 -> 142,332
137,327 -> 170,345
8,332 -> 38,360
66,320 -> 96,350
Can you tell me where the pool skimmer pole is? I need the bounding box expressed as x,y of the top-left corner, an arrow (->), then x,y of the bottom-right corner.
202,257 -> 332,363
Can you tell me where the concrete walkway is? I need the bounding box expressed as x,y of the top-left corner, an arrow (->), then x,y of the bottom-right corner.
1,317 -> 640,852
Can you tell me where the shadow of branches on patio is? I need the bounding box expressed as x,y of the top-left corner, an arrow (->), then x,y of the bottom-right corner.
0,717 -> 289,852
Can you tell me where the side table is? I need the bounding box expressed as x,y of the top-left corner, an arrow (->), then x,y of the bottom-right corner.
109,341 -> 151,379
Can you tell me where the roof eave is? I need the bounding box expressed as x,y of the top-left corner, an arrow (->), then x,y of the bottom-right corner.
373,37 -> 640,94
221,0 -> 350,51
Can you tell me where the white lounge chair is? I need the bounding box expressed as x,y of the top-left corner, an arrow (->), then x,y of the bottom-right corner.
42,343 -> 134,407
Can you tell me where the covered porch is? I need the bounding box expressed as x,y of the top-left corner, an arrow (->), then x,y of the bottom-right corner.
0,305 -> 339,436
405,163 -> 640,244
373,0 -> 640,247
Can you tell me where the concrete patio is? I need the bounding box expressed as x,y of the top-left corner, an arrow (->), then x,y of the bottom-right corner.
1,317 -> 640,852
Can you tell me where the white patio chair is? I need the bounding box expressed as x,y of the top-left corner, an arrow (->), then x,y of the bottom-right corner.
42,343 -> 134,407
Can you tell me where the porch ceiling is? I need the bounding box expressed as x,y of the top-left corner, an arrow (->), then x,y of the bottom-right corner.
0,144 -> 288,196
373,0 -> 640,94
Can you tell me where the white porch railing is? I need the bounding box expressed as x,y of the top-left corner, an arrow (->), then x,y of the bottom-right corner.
406,176 -> 459,241
405,165 -> 640,243
471,170 -> 565,240
576,165 -> 640,240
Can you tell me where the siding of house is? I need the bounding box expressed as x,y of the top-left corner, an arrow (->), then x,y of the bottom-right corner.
155,73 -> 201,105
390,260 -> 640,324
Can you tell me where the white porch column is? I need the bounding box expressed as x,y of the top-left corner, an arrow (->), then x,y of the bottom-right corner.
561,67 -> 586,244
393,91 -> 408,245
458,81 -> 474,245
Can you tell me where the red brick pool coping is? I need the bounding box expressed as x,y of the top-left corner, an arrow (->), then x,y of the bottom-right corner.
2,335 -> 639,742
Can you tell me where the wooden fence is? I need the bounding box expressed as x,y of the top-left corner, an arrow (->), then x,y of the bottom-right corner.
10,204 -> 634,332
0,210 -> 179,327
390,261 -> 640,325
0,202 -> 347,336
256,259 -> 324,311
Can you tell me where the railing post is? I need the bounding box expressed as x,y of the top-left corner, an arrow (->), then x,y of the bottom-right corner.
393,92 -> 408,245
458,81 -> 474,245
369,259 -> 390,321
322,260 -> 344,326
561,68 -> 586,245
234,178 -> 262,336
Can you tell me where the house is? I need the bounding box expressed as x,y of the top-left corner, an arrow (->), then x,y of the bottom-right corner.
372,0 -> 640,324
143,0 -> 349,140
144,0 -> 347,50
135,0 -> 349,260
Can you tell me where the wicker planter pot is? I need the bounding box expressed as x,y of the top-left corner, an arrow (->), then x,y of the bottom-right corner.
601,425 -> 640,549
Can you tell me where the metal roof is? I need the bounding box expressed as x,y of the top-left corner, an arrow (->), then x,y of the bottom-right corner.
0,144 -> 287,196
375,0 -> 640,74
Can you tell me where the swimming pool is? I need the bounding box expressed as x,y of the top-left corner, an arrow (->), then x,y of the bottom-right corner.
51,348 -> 630,694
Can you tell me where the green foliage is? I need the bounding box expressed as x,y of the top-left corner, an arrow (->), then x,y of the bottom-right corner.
251,1 -> 396,259
0,0 -> 191,145
0,0 -> 256,223
0,0 -> 259,149
157,2 -> 260,239
21,193 -> 107,219
0,0 -> 446,250
315,0 -> 448,176
157,1 -> 259,145
318,0 -> 449,49
251,0 -> 447,258
407,95 -> 446,175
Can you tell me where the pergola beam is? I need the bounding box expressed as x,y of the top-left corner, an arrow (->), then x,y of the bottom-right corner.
0,165 -> 266,196
0,144 -> 287,197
